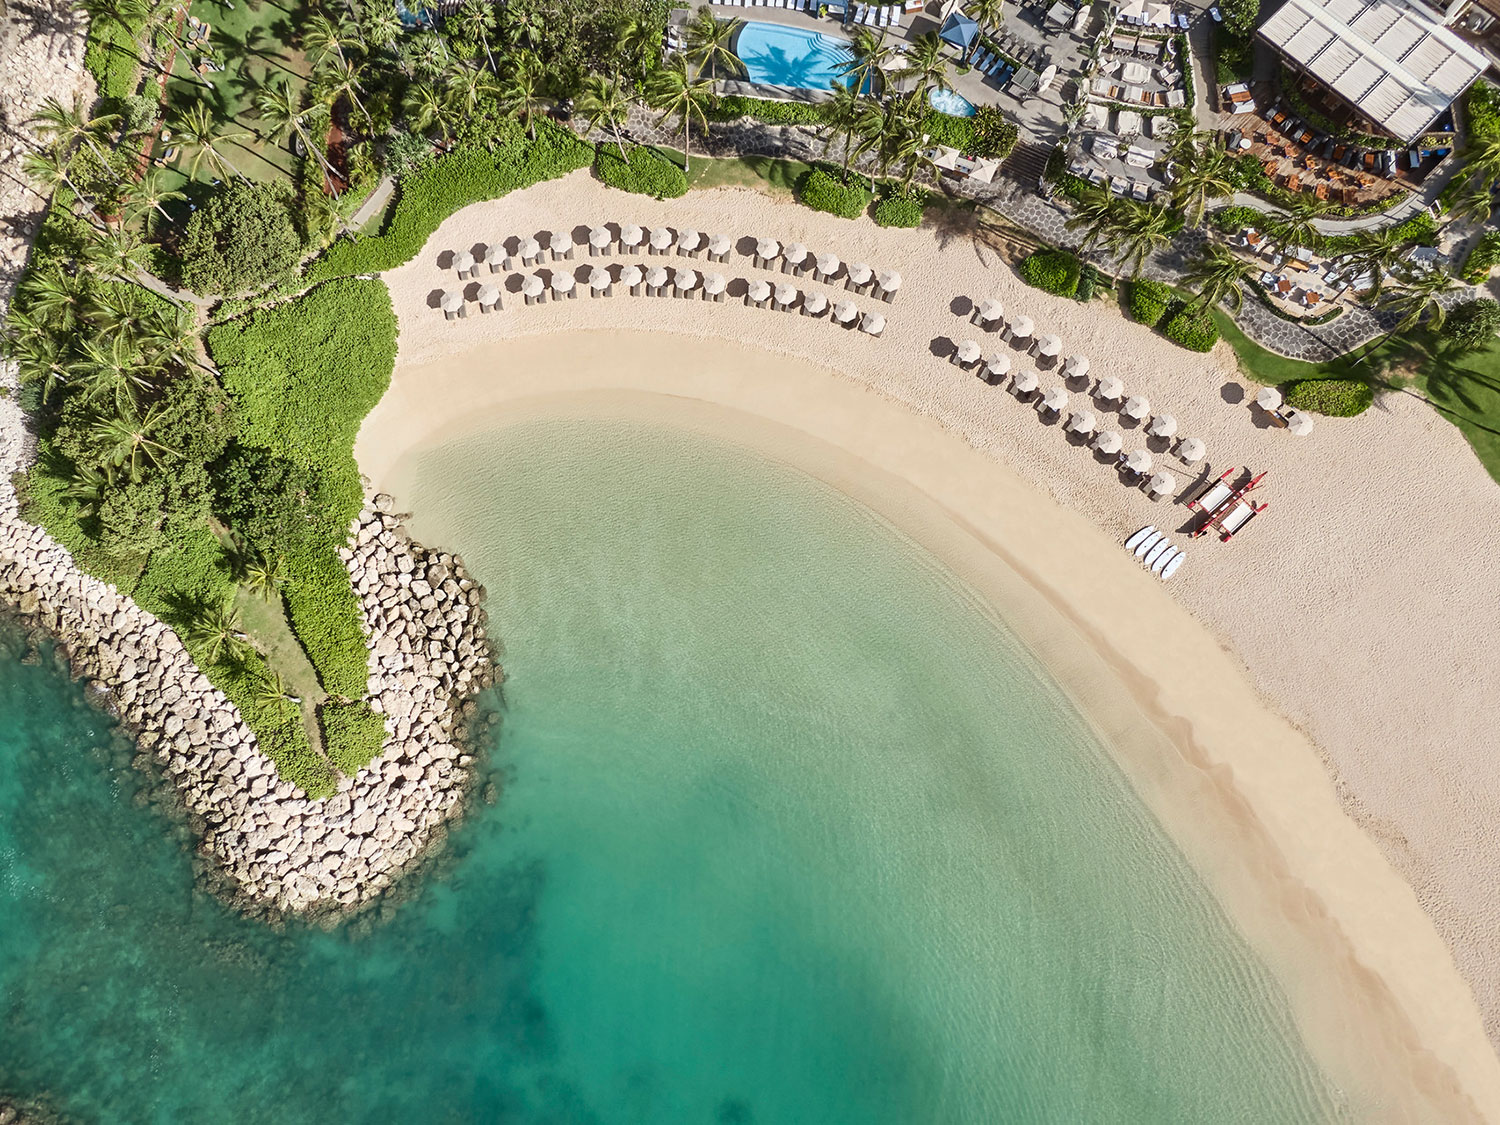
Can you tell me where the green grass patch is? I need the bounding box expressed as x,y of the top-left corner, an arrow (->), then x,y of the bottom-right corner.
686,153 -> 812,197
321,700 -> 387,775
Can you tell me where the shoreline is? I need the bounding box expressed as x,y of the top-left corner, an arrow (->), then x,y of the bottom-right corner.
360,327 -> 1500,1122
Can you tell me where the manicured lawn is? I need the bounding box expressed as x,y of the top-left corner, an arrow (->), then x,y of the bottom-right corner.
1370,334 -> 1500,485
235,587 -> 328,752
682,152 -> 813,198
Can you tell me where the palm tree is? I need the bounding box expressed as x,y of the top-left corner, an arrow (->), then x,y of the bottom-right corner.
1266,197 -> 1324,255
1370,267 -> 1463,351
30,95 -> 121,169
363,0 -> 404,59
171,102 -> 251,181
1110,200 -> 1175,276
822,81 -> 881,185
243,552 -> 287,601
1183,243 -> 1255,312
1333,225 -> 1419,298
140,302 -> 211,375
122,168 -> 185,228
898,31 -> 949,108
256,78 -> 343,193
405,79 -> 459,142
498,50 -> 548,140
968,0 -> 1007,46
317,54 -> 374,131
184,599 -> 254,666
686,6 -> 744,81
443,59 -> 498,119
0,311 -> 73,402
302,12 -> 351,69
255,668 -> 301,715
83,223 -> 154,286
90,403 -> 179,480
19,266 -> 91,331
1061,99 -> 1088,133
1064,181 -> 1121,253
75,333 -> 157,411
646,55 -> 716,172
842,27 -> 894,95
578,73 -> 633,159
401,31 -> 449,79
618,15 -> 662,84
1169,137 -> 1235,228
1447,183 -> 1493,227
20,147 -> 107,228
453,0 -> 499,73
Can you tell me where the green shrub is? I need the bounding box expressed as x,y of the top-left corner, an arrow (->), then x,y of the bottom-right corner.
1442,298 -> 1500,351
1218,0 -> 1259,37
1285,377 -> 1373,416
594,144 -> 688,199
711,95 -> 830,125
83,13 -> 141,101
1462,231 -> 1500,283
971,105 -> 1020,159
1075,264 -> 1099,302
798,167 -> 871,219
179,179 -> 304,296
1019,248 -> 1081,296
304,117 -> 593,284
383,131 -> 435,178
1214,31 -> 1254,85
1465,81 -> 1500,140
1128,278 -> 1173,326
922,111 -> 975,151
873,186 -> 925,228
322,700 -> 389,775
1162,306 -> 1219,352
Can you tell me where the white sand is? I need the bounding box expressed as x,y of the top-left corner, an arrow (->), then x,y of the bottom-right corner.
361,170 -> 1500,1119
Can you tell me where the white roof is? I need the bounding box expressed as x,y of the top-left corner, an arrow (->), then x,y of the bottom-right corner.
1259,0 -> 1485,140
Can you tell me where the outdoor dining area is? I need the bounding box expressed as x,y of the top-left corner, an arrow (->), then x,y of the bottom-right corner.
1232,226 -> 1371,314
1218,107 -> 1411,209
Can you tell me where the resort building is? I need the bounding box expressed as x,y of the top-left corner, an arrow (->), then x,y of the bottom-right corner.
1257,0 -> 1487,141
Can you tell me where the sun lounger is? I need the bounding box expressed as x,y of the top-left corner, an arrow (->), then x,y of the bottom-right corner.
1192,477 -> 1234,515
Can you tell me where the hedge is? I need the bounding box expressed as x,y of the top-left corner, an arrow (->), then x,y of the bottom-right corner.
322,700 -> 389,776
595,144 -> 688,199
1285,377 -> 1373,416
1162,306 -> 1220,352
799,167 -> 871,219
873,187 -> 924,228
1128,278 -> 1174,326
1462,230 -> 1500,283
83,12 -> 142,102
710,95 -> 830,125
304,118 -> 593,284
1019,248 -> 1081,297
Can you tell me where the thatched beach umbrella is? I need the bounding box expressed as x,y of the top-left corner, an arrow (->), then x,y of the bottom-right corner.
1147,471 -> 1177,498
620,224 -> 645,251
549,230 -> 574,260
677,228 -> 702,256
649,226 -> 674,255
551,270 -> 576,298
1093,429 -> 1123,455
747,278 -> 772,307
1122,395 -> 1151,420
674,268 -> 699,297
846,262 -> 873,293
484,244 -> 506,273
477,282 -> 501,312
802,290 -> 829,317
976,298 -> 1004,327
1013,369 -> 1039,395
832,299 -> 858,325
1009,314 -> 1034,341
783,242 -> 809,274
1063,354 -> 1090,379
440,289 -> 465,319
1125,449 -> 1153,475
646,265 -> 669,295
1177,437 -> 1206,463
702,271 -> 727,301
1068,409 -> 1096,434
816,251 -> 841,281
1148,413 -> 1178,438
985,353 -> 1011,380
1036,333 -> 1062,357
756,238 -> 780,267
621,263 -> 645,295
1287,409 -> 1315,436
454,249 -> 475,278
955,339 -> 982,365
589,225 -> 612,256
860,311 -> 885,336
1256,386 -> 1282,411
1095,375 -> 1124,403
708,232 -> 732,262
521,273 -> 544,304
774,281 -> 797,309
588,266 -> 612,295
876,269 -> 902,303
1041,386 -> 1068,413
519,235 -> 541,265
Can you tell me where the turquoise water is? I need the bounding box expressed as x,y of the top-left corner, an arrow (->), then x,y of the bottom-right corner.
0,417 -> 1349,1122
734,22 -> 867,92
929,88 -> 977,117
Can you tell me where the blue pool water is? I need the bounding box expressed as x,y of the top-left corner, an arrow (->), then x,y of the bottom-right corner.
735,21 -> 863,92
930,87 -> 977,117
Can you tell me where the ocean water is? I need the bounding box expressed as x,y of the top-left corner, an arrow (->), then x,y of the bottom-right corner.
0,417 -> 1348,1122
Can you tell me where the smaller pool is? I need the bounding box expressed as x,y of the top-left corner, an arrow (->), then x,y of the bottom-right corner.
735,21 -> 865,92
929,88 -> 977,117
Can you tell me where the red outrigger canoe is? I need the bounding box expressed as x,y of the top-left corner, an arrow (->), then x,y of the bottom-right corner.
1187,468 -> 1268,541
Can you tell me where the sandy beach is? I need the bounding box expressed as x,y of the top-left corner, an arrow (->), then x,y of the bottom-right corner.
360,170 -> 1500,1118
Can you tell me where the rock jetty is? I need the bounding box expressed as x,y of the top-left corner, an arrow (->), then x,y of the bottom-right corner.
1,368 -> 497,916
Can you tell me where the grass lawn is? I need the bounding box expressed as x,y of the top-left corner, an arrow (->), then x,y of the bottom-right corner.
161,0 -> 312,189
679,151 -> 813,198
235,587 -> 328,752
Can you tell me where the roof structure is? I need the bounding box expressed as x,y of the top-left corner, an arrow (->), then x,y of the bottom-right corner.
1258,0 -> 1486,141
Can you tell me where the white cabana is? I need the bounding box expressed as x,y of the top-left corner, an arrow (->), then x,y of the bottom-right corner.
646,265 -> 670,291
674,268 -> 699,294
1120,0 -> 1146,18
802,290 -> 829,315
1013,369 -> 1039,394
816,252 -> 840,279
519,236 -> 542,262
588,267 -> 611,293
977,298 -> 1004,324
783,242 -> 808,270
1069,409 -> 1097,434
1146,1 -> 1172,25
860,311 -> 885,336
1009,315 -> 1035,340
620,224 -> 645,250
439,289 -> 464,316
1096,375 -> 1125,402
986,353 -> 1012,377
551,270 -> 575,295
620,264 -> 644,289
833,299 -> 859,324
454,250 -> 475,277
774,282 -> 797,306
1125,449 -> 1153,474
1041,387 -> 1069,413
649,226 -> 674,253
1036,334 -> 1062,357
521,274 -> 544,299
748,278 -> 772,303
477,282 -> 501,310
1177,437 -> 1206,463
589,226 -> 612,253
1122,395 -> 1151,419
677,228 -> 702,254
1148,413 -> 1178,438
956,339 -> 982,364
549,231 -> 574,259
1147,471 -> 1177,497
1287,409 -> 1315,436
877,270 -> 902,299
757,237 -> 781,264
1093,429 -> 1123,455
1256,386 -> 1282,411
1062,354 -> 1090,379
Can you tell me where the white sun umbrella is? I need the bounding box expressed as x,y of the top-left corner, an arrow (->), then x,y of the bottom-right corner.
1122,394 -> 1151,420
774,281 -> 797,306
551,270 -> 575,295
847,262 -> 873,286
620,224 -> 645,250
878,269 -> 902,297
620,264 -> 644,288
1009,314 -> 1035,340
521,274 -> 544,299
803,290 -> 829,315
650,226 -> 674,253
1177,437 -> 1206,463
484,244 -> 506,272
860,311 -> 885,335
748,278 -> 772,303
1148,471 -> 1177,497
956,339 -> 982,364
549,230 -> 573,258
678,228 -> 701,254
1256,386 -> 1282,411
588,266 -> 611,292
1036,64 -> 1058,94
1013,369 -> 1039,394
1287,409 -> 1315,436
709,232 -> 732,258
1093,429 -> 1123,455
646,265 -> 670,289
702,272 -> 727,295
589,225 -> 611,252
477,281 -> 501,309
986,353 -> 1012,377
454,249 -> 475,275
1063,354 -> 1090,378
675,268 -> 699,294
1096,375 -> 1124,402
1041,386 -> 1069,412
784,242 -> 808,269
439,289 -> 464,314
977,298 -> 1004,324
832,299 -> 858,324
757,237 -> 780,263
1036,334 -> 1062,357
1068,409 -> 1097,434
519,235 -> 541,261
1148,413 -> 1178,438
817,251 -> 840,278
1125,449 -> 1153,474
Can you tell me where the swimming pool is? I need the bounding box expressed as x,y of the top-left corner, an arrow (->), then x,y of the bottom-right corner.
734,21 -> 862,92
929,88 -> 977,117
